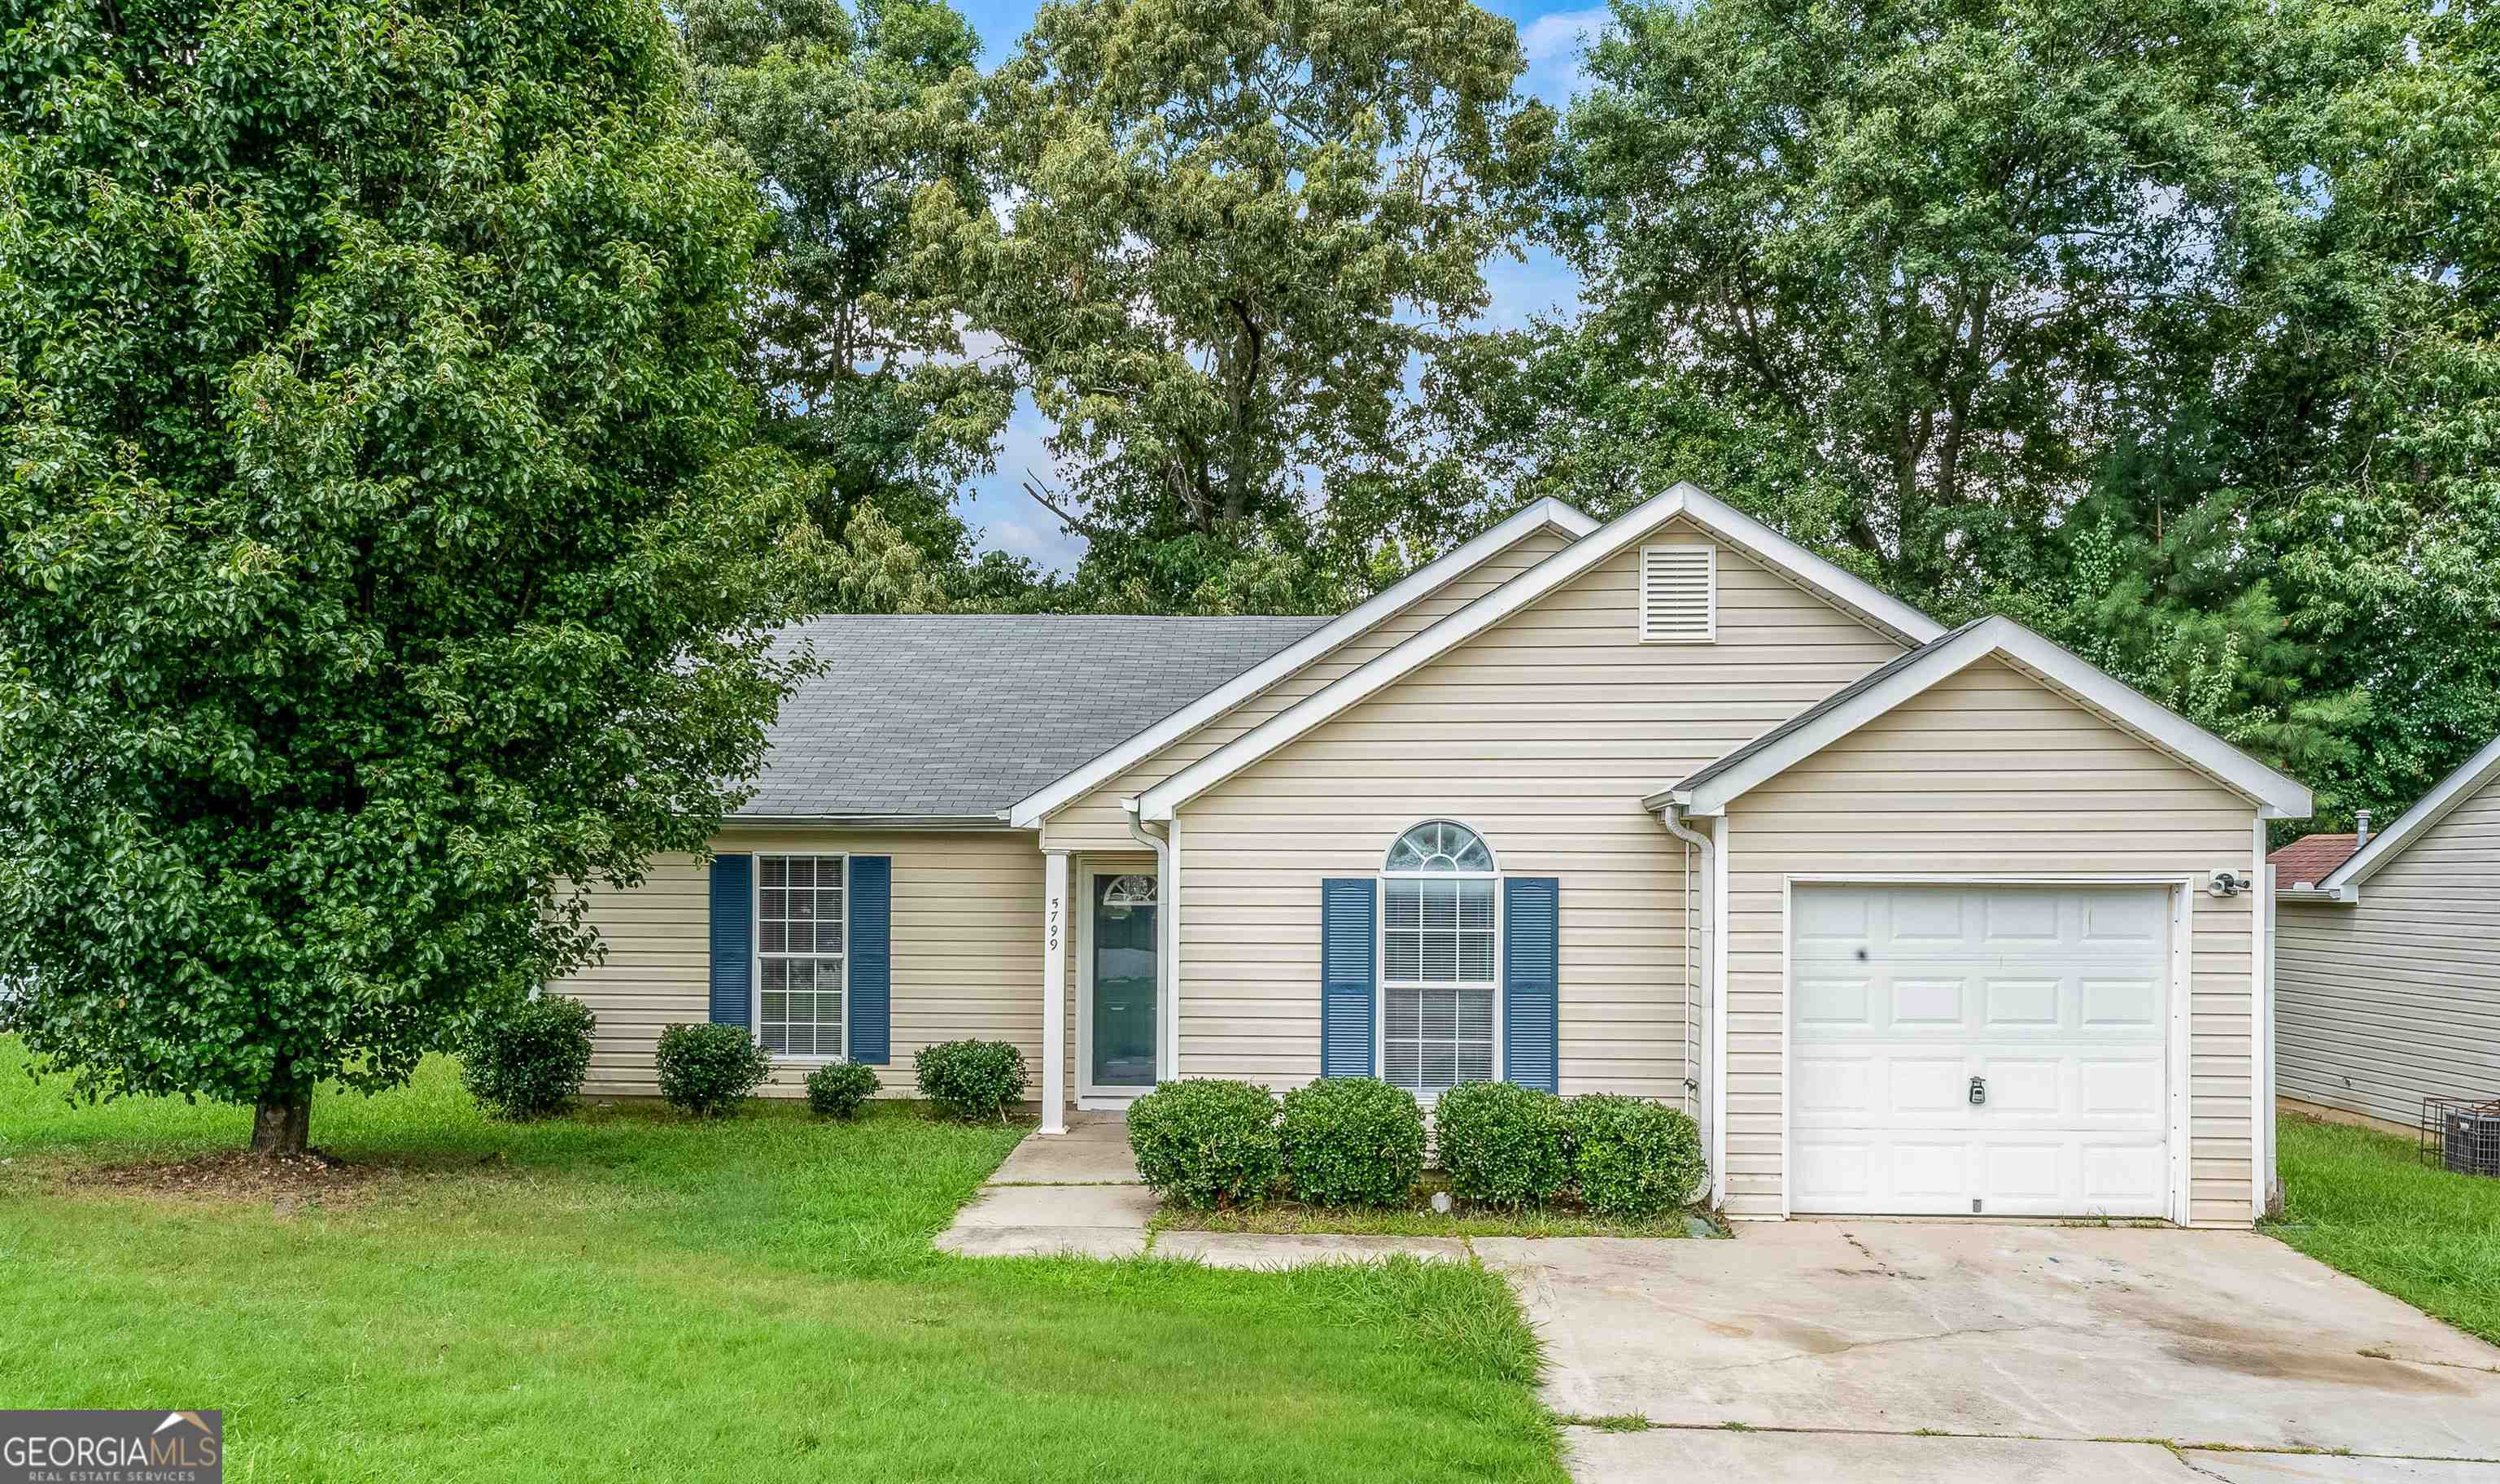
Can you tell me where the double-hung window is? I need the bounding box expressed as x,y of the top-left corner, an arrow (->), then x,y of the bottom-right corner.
758,854 -> 846,1058
1379,821 -> 1497,1098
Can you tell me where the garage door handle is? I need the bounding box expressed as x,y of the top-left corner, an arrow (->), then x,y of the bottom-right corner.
1968,1076 -> 1987,1106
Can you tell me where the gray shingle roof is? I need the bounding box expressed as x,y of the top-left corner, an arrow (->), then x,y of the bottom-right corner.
738,614 -> 1333,819
1670,619 -> 1986,797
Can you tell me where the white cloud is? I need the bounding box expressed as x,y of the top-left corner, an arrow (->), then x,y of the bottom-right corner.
1517,6 -> 1611,106
963,392 -> 1088,574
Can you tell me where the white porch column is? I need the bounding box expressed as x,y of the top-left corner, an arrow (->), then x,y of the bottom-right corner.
1040,849 -> 1069,1135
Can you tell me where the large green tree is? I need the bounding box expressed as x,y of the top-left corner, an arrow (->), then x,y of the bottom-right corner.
1554,0 -> 2295,600
0,0 -> 819,1154
682,0 -> 1014,578
1522,0 -> 2500,805
909,0 -> 1555,611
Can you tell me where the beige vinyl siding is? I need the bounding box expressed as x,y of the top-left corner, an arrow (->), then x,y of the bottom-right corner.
1174,522 -> 1904,1101
559,829 -> 1044,1099
1038,528 -> 1571,852
1724,659 -> 2262,1226
2276,782 -> 2500,1128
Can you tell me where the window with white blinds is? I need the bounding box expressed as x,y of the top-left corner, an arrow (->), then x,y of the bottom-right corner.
1379,822 -> 1498,1098
757,854 -> 846,1058
1638,543 -> 1716,643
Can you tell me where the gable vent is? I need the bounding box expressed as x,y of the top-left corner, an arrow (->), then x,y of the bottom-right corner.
1639,544 -> 1717,643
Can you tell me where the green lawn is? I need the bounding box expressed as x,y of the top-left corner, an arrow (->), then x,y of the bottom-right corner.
2268,1113 -> 2500,1346
0,1041 -> 1562,1483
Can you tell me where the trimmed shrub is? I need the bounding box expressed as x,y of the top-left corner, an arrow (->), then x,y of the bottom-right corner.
1127,1079 -> 1283,1209
914,1039 -> 1027,1121
1434,1080 -> 1571,1209
1278,1076 -> 1426,1207
461,994 -> 597,1121
806,1060 -> 882,1120
1563,1094 -> 1707,1219
654,1023 -> 772,1117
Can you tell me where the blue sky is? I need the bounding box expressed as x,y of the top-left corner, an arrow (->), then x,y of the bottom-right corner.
945,0 -> 1611,572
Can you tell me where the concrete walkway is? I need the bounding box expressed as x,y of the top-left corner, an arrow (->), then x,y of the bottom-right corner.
935,1114 -> 1465,1268
1476,1223 -> 2500,1484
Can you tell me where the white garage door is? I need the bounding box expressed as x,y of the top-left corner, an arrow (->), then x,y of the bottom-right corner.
1790,884 -> 2174,1218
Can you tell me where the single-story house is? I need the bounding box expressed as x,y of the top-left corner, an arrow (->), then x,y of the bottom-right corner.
553,483 -> 2313,1226
2274,732 -> 2500,1133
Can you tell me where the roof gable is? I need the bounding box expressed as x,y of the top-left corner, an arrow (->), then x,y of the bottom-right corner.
1648,616 -> 2314,818
1135,482 -> 1947,823
1007,497 -> 1597,827
2318,729 -> 2500,890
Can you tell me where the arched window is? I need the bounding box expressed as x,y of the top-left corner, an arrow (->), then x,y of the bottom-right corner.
1379,821 -> 1497,1098
1383,820 -> 1496,874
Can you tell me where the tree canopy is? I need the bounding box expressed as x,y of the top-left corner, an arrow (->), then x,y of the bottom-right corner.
0,0 -> 822,1151
682,0 -> 1015,579
907,0 -> 1556,611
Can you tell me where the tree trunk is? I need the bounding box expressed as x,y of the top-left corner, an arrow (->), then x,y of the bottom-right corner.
249,1096 -> 312,1158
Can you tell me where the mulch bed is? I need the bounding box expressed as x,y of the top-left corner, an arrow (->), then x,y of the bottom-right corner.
64,1150 -> 402,1212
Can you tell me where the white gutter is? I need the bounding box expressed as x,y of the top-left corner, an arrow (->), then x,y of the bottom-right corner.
1654,802 -> 1722,1211
723,812 -> 1025,831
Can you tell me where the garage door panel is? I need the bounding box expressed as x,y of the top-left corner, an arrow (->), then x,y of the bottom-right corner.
2081,976 -> 2161,1027
1982,977 -> 2060,1027
1794,976 -> 1873,1027
1890,977 -> 1964,1024
1791,884 -> 2173,1219
1980,893 -> 2061,945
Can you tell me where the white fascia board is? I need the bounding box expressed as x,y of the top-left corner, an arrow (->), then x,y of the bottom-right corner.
1138,481 -> 1965,823
1676,636 -> 2002,816
1005,498 -> 1597,829
1676,618 -> 2316,818
1676,487 -> 1946,647
2321,728 -> 2500,890
1985,622 -> 2313,817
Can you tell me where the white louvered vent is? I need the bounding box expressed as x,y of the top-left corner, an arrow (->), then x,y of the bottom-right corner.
1638,543 -> 1716,643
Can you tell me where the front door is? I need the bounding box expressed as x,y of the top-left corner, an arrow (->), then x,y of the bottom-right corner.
1090,874 -> 1159,1089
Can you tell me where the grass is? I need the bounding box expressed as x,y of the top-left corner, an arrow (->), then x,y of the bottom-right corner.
0,1040 -> 1564,1483
2266,1113 -> 2500,1347
1152,1173 -> 1706,1238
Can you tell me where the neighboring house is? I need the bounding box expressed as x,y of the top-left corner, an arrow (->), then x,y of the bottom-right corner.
553,484 -> 2312,1227
2275,735 -> 2500,1133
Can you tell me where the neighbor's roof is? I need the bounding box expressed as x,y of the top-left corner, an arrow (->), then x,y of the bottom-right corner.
739,614 -> 1331,820
2267,832 -> 2362,888
2310,727 -> 2500,892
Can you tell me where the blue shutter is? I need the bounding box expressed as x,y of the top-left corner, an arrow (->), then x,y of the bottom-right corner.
847,856 -> 892,1064
709,854 -> 753,1029
1503,876 -> 1559,1093
1320,877 -> 1376,1078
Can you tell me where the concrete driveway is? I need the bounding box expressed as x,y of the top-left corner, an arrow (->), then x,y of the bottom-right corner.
1476,1223 -> 2500,1483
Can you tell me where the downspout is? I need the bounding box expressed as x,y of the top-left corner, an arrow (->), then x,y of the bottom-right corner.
1654,802 -> 1717,1202
1126,802 -> 1175,1085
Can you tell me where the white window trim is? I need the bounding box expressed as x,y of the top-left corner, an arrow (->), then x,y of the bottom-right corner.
1375,824 -> 1506,1093
753,852 -> 852,1065
1637,542 -> 1717,644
